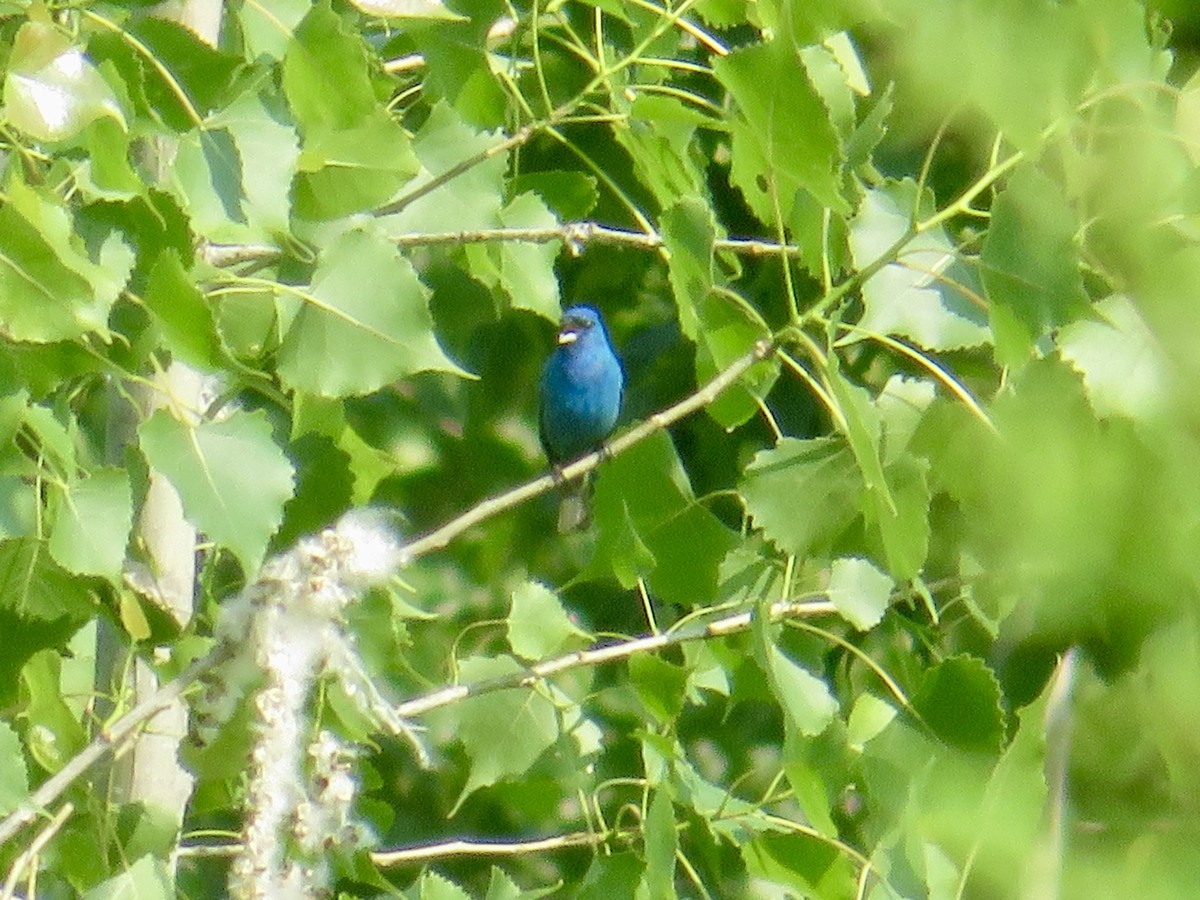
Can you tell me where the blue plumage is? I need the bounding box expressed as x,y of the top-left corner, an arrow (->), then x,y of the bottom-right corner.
539,306 -> 624,529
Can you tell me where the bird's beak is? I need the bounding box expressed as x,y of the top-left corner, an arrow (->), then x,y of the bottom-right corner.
557,330 -> 579,345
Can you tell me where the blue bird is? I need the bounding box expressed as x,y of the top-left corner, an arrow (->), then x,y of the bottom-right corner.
539,305 -> 624,531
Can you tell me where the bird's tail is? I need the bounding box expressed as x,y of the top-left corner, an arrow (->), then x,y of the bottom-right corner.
556,475 -> 594,533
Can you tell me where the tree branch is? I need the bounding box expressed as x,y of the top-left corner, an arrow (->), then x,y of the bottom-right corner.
199,224 -> 801,270
396,597 -> 835,719
401,337 -> 776,562
0,650 -> 226,848
370,830 -> 614,866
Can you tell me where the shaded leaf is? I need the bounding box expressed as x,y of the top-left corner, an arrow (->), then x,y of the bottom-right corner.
144,252 -> 221,369
913,655 -> 1005,755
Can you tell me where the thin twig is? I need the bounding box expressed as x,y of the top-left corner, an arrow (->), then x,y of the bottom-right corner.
0,802 -> 73,900
372,829 -> 612,866
372,121 -> 541,218
400,338 -> 775,561
396,597 -> 835,719
0,651 -> 226,848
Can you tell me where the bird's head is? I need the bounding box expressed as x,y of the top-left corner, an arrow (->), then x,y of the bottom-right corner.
557,305 -> 606,347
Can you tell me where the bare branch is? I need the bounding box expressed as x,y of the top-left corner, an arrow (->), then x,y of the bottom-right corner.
199,224 -> 801,271
396,597 -> 835,719
371,830 -> 611,866
401,337 -> 776,562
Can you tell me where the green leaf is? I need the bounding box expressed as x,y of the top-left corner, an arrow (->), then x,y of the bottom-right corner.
876,374 -> 937,466
868,454 -> 931,581
766,645 -> 839,736
207,87 -> 301,234
616,96 -> 707,212
741,437 -> 864,557
236,0 -> 310,60
350,0 -> 465,20
741,831 -> 855,897
294,110 -> 419,220
510,171 -> 598,220
277,228 -> 468,397
629,654 -> 689,726
383,102 -> 505,233
81,117 -> 143,200
82,854 -> 174,900
642,787 -> 678,900
491,192 -> 562,320
715,37 -> 847,221
408,873 -> 472,900
507,581 -> 591,661
284,0 -> 377,130
0,477 -> 36,539
0,721 -> 29,815
0,185 -> 132,343
591,433 -> 737,605
448,656 -> 559,811
697,300 -> 777,430
1059,294 -> 1169,421
126,17 -> 241,131
4,21 -> 124,142
48,468 -> 132,579
138,409 -> 295,572
661,197 -> 715,340
144,252 -> 221,369
846,693 -> 898,751
827,557 -> 893,631
577,855 -> 645,900
981,165 -> 1089,367
913,655 -> 1005,755
848,181 -> 990,351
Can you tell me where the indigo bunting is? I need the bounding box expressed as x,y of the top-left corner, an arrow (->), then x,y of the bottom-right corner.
539,305 -> 624,531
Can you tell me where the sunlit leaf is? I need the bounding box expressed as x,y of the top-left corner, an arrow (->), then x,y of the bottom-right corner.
448,656 -> 560,811
3,21 -> 124,142
278,228 -> 468,397
848,181 -> 990,351
138,409 -> 296,572
827,557 -> 893,631
981,165 -> 1089,367
742,438 -> 864,557
507,581 -> 591,661
48,468 -> 132,579
0,721 -> 29,815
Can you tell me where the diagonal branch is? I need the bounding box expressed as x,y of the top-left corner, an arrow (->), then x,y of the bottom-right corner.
399,337 -> 776,561
396,597 -> 834,718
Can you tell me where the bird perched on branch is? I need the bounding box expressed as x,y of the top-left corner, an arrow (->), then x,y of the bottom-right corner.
539,305 -> 624,532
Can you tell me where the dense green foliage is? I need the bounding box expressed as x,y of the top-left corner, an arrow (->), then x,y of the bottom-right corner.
3,0 -> 1200,896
